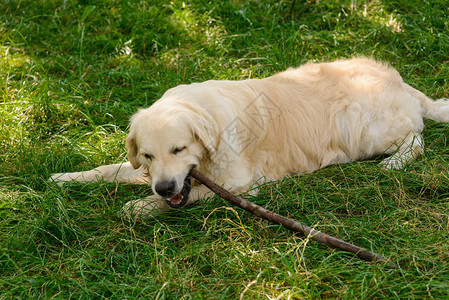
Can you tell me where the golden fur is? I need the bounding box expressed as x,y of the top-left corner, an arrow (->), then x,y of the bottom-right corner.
51,58 -> 449,218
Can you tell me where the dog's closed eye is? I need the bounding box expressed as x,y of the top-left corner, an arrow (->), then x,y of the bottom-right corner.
143,153 -> 154,160
172,146 -> 186,155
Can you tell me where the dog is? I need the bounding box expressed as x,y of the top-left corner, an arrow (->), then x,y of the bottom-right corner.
51,58 -> 449,218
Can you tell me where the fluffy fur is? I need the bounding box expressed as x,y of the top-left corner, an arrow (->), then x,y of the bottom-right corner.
51,58 -> 449,218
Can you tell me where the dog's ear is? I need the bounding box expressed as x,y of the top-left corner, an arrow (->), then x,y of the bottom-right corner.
126,126 -> 141,169
185,108 -> 219,162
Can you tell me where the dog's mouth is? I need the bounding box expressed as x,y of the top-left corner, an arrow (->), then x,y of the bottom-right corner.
165,172 -> 192,209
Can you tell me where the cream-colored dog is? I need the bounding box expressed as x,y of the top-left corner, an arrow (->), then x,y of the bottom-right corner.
51,58 -> 449,218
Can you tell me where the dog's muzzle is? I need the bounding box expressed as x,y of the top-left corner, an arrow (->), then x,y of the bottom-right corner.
164,173 -> 192,208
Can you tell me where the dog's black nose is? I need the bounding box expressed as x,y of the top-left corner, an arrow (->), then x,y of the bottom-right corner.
155,180 -> 176,197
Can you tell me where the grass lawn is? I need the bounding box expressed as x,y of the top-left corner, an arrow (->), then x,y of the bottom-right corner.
1,0 -> 449,298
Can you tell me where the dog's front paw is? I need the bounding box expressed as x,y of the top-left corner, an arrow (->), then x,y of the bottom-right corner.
380,157 -> 405,170
120,197 -> 172,220
49,173 -> 71,186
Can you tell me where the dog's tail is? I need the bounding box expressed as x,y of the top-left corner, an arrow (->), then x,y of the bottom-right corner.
406,84 -> 449,122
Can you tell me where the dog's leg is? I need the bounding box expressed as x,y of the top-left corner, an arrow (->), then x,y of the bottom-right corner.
120,195 -> 172,219
380,133 -> 423,170
121,185 -> 212,219
50,162 -> 149,186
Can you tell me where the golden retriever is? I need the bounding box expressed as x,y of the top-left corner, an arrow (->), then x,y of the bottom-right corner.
51,58 -> 449,218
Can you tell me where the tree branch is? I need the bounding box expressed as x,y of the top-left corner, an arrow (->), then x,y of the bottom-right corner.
190,168 -> 389,263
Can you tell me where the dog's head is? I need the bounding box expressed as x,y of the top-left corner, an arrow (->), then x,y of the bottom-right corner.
126,101 -> 218,208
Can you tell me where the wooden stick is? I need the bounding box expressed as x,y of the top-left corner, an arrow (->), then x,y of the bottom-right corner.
190,168 -> 389,263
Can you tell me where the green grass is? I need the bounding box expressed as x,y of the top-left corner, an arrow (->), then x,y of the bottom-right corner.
1,0 -> 449,298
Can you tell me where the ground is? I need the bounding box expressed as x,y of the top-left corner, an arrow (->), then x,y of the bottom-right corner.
1,0 -> 449,298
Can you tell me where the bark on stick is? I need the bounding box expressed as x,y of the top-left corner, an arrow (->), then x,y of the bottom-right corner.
190,169 -> 388,263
